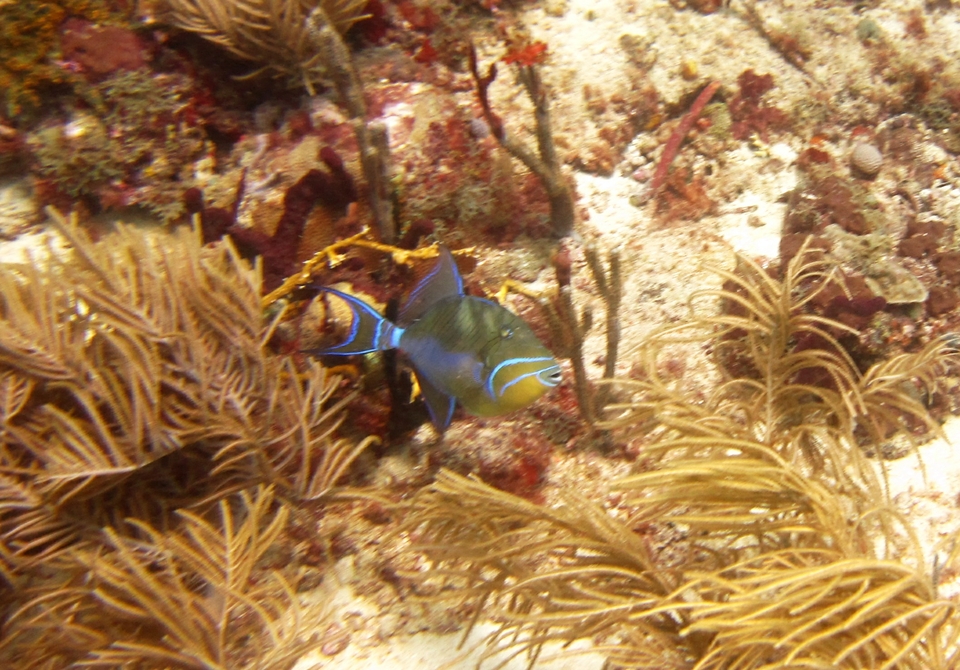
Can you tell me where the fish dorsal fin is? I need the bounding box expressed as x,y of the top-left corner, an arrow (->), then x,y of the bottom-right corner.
416,371 -> 456,432
398,246 -> 464,326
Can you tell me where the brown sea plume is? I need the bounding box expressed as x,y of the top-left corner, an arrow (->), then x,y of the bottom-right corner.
162,0 -> 370,89
396,242 -> 960,669
0,210 -> 372,667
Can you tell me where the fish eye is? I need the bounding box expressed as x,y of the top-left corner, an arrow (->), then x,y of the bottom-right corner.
499,326 -> 513,339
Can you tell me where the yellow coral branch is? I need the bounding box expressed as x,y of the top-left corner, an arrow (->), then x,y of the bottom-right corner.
261,228 -> 474,308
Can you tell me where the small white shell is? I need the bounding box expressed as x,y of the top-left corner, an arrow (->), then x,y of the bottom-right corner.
850,142 -> 883,176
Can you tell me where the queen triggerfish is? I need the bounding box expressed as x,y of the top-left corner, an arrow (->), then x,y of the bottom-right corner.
312,246 -> 562,431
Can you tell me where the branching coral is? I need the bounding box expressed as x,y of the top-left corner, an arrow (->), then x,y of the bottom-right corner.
165,0 -> 398,242
0,209 -> 373,575
468,44 -> 576,237
396,243 -> 960,668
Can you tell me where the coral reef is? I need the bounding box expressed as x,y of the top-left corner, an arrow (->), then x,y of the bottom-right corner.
395,245 -> 959,668
200,147 -> 359,291
59,16 -> 150,81
0,0 -> 119,117
469,43 -> 576,237
27,69 -> 208,221
7,0 -> 960,666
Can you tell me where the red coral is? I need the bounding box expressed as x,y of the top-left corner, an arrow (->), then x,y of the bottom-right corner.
899,219 -> 944,258
728,69 -> 788,141
796,146 -> 831,168
650,80 -> 721,191
502,41 -> 548,67
413,38 -> 438,64
936,251 -> 960,286
396,0 -> 440,31
784,174 -> 868,236
737,70 -> 775,103
655,166 -> 715,221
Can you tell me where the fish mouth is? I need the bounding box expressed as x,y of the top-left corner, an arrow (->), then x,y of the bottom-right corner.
537,365 -> 562,388
488,357 -> 561,398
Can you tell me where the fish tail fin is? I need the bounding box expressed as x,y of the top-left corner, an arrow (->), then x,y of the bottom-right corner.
311,288 -> 401,356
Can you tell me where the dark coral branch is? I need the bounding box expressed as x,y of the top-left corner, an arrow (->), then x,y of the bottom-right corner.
306,7 -> 396,243
238,168 -> 347,291
650,80 -> 721,192
189,155 -> 357,292
468,44 -> 575,237
586,246 -> 621,383
554,283 -> 594,423
468,45 -> 504,141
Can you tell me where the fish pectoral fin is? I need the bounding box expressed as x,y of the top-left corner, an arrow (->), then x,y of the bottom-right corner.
416,372 -> 455,432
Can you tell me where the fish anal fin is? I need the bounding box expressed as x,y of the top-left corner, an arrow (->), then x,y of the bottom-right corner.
416,371 -> 455,432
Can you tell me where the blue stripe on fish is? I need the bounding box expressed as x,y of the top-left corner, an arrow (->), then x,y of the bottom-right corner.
309,246 -> 561,432
486,356 -> 560,399
315,287 -> 403,355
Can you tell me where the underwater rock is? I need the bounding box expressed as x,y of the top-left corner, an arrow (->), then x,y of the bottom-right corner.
864,262 -> 929,305
824,224 -> 929,304
59,18 -> 149,81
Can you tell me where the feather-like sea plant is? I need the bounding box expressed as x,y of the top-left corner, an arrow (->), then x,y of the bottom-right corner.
0,209 -> 373,575
1,485 -> 320,669
162,0 -> 369,89
397,243 -> 960,669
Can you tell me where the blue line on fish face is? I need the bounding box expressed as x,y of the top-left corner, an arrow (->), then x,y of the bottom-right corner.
486,356 -> 559,399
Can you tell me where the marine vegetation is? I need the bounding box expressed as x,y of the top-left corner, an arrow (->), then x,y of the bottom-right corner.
0,0 -> 118,117
0,210 -> 372,667
468,44 -> 576,237
162,0 -> 370,89
164,0 -> 397,242
396,243 -> 960,669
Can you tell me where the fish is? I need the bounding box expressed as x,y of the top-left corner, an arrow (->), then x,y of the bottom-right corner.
311,246 -> 562,431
